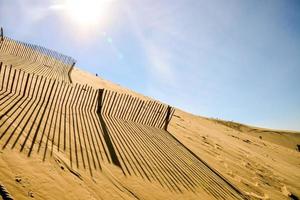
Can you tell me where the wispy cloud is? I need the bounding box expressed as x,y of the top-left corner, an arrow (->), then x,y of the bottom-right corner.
124,1 -> 179,88
48,4 -> 65,11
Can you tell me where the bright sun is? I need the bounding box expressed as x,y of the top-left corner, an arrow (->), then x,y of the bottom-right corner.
64,0 -> 112,26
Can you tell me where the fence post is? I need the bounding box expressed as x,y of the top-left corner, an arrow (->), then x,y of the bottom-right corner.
164,105 -> 172,131
0,27 -> 4,50
97,89 -> 104,114
68,62 -> 75,83
0,27 -> 3,41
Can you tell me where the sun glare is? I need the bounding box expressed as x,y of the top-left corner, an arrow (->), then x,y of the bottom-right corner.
64,0 -> 112,26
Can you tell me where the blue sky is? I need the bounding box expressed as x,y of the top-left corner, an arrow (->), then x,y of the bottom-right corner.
1,0 -> 300,131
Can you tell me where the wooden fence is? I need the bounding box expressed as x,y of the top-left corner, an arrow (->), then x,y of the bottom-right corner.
0,28 -> 75,83
98,89 -> 175,130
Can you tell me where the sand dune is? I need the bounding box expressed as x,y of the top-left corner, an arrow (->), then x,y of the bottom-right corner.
169,111 -> 300,199
0,36 -> 299,200
211,119 -> 300,150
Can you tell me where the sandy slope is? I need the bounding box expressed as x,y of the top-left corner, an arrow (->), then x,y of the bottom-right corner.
169,110 -> 300,199
0,53 -> 299,200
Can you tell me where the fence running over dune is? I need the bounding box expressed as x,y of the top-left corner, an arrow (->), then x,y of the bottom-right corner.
0,63 -> 111,175
99,89 -> 175,129
0,32 -> 75,83
0,62 -> 245,199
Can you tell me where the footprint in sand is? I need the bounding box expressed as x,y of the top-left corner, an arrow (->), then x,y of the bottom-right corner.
241,178 -> 269,199
226,170 -> 236,179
